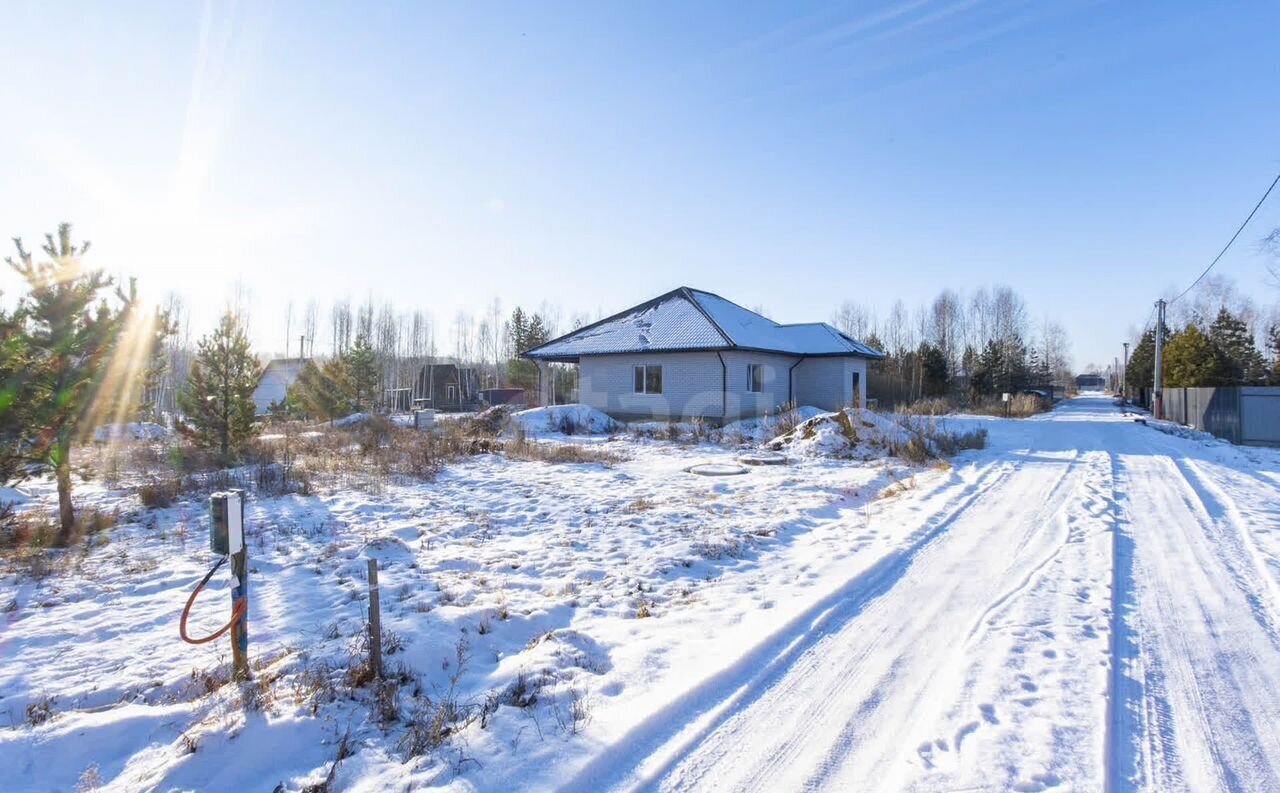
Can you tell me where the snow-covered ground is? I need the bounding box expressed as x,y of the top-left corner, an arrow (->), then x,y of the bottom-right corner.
3,396 -> 1280,792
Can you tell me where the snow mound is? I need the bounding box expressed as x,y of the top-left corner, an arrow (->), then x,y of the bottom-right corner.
767,408 -> 913,459
721,405 -> 827,443
511,404 -> 621,436
91,422 -> 170,443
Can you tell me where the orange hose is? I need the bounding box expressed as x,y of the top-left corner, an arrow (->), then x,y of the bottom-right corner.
179,556 -> 247,645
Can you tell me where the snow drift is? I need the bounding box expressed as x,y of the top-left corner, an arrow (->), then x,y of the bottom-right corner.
721,406 -> 827,443
511,404 -> 621,435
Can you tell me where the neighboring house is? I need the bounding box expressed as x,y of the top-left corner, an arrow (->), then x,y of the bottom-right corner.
253,359 -> 307,415
1076,373 -> 1106,392
415,361 -> 480,411
522,287 -> 884,422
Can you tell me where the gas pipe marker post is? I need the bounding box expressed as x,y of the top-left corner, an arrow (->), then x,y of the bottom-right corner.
367,558 -> 383,680
215,490 -> 250,681
179,491 -> 251,683
231,491 -> 250,680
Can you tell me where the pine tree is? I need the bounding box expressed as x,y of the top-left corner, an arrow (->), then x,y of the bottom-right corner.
997,335 -> 1029,393
970,340 -> 1004,398
1268,324 -> 1280,385
506,306 -> 549,390
917,342 -> 949,397
343,334 -> 379,412
1164,324 -> 1229,387
137,306 -> 177,422
1125,320 -> 1171,394
1208,307 -> 1265,385
292,359 -> 351,423
0,296 -> 32,486
179,312 -> 260,460
6,225 -> 134,543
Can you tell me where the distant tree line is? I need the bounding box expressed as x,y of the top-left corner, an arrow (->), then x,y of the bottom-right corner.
832,286 -> 1071,406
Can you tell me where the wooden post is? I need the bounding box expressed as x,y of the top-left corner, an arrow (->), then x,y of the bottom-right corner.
228,490 -> 250,681
367,558 -> 382,679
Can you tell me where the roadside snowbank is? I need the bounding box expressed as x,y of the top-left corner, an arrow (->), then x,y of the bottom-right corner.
511,404 -> 621,435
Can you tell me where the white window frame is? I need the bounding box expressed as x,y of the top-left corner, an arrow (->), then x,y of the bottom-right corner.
748,363 -> 764,393
633,364 -> 663,394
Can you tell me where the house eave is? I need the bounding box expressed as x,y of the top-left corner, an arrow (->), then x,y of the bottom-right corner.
521,345 -> 884,362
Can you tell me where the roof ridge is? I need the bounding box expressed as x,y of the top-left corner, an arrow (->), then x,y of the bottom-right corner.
680,287 -> 736,347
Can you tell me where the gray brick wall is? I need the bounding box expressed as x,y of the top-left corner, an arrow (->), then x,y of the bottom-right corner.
578,351 -> 870,421
794,356 -> 867,411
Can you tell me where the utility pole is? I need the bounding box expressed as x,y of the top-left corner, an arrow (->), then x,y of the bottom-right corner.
1153,299 -> 1166,420
1122,342 -> 1130,400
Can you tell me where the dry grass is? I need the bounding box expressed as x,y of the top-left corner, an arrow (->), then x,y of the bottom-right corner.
887,414 -> 988,464
897,393 -> 1050,419
0,505 -> 119,576
501,437 -> 625,466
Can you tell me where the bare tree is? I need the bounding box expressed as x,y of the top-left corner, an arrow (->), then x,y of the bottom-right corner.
928,289 -> 964,375
832,300 -> 874,340
303,299 -> 318,358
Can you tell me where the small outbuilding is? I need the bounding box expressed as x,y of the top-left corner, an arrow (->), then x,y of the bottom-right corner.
414,361 -> 480,412
522,287 -> 884,422
252,358 -> 307,416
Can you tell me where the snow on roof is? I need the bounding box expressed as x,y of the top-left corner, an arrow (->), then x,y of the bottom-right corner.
524,287 -> 884,361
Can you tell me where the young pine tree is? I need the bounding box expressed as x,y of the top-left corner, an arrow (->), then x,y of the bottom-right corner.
0,295 -> 32,487
294,358 -> 353,423
7,225 -> 134,543
137,306 -> 177,422
343,334 -> 379,412
179,312 -> 260,460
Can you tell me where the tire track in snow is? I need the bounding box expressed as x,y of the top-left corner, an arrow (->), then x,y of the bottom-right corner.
798,450 -> 1092,793
1110,433 -> 1280,792
556,459 -> 1021,793
894,448 -> 1115,793
647,451 -> 1087,793
1177,456 -> 1280,631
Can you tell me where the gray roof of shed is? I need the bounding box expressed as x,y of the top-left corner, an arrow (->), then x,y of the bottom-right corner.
523,287 -> 885,362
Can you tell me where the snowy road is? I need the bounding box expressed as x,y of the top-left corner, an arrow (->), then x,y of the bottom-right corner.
563,396 -> 1280,793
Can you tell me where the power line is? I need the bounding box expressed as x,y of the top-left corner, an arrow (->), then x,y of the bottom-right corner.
1169,167 -> 1280,304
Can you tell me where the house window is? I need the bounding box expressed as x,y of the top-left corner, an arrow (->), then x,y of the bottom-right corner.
633,365 -> 662,394
748,364 -> 764,393
851,372 -> 861,407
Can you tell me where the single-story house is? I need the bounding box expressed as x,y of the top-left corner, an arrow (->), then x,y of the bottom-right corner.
522,287 -> 884,422
415,361 -> 480,411
252,358 -> 307,415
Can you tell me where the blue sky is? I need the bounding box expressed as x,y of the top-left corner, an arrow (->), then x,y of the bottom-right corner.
2,1 -> 1278,368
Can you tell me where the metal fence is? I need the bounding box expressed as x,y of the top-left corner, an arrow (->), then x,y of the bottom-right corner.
1139,386 -> 1280,446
